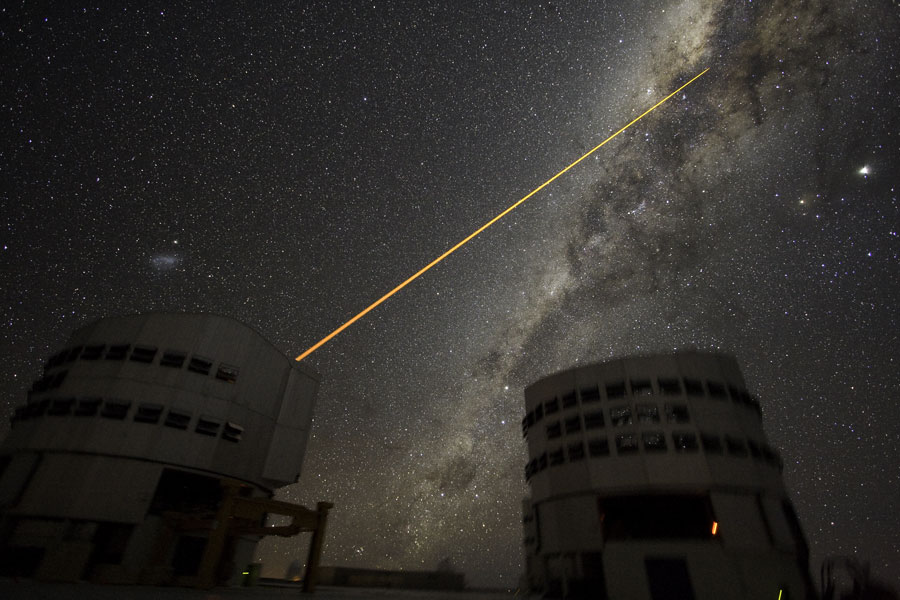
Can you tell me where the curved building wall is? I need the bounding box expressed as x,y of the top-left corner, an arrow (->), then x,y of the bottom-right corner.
521,351 -> 812,600
0,313 -> 319,583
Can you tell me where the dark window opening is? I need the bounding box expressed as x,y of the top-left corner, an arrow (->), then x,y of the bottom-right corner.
642,431 -> 667,452
763,445 -> 783,470
75,397 -> 102,416
196,417 -> 221,437
636,403 -> 659,423
665,403 -> 690,423
544,398 -> 559,415
561,391 -> 577,409
658,378 -> 682,395
564,415 -> 582,434
706,381 -> 727,398
725,436 -> 748,457
45,350 -> 67,370
549,448 -> 565,466
188,356 -> 212,375
87,522 -> 134,568
610,406 -> 632,427
683,378 -> 704,396
615,433 -> 638,454
546,422 -> 562,439
568,442 -> 585,462
534,404 -> 544,421
160,351 -> 186,368
588,438 -> 610,457
521,415 -> 530,438
222,422 -> 243,443
700,433 -> 723,454
30,376 -> 52,393
728,385 -> 741,402
134,403 -> 163,424
100,400 -> 131,420
23,399 -> 50,418
215,363 -> 239,384
580,386 -> 601,403
631,379 -> 653,396
65,346 -> 83,363
165,410 -> 192,430
12,405 -> 30,423
130,345 -> 157,364
747,439 -> 763,460
47,397 -> 75,416
584,411 -> 605,429
105,344 -> 130,360
50,370 -> 68,389
537,452 -> 548,471
81,344 -> 105,360
672,431 -> 699,452
171,535 -> 207,577
599,494 -> 715,541
605,381 -> 626,400
747,396 -> 762,417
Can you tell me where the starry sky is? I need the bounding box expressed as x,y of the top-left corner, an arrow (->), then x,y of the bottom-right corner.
1,0 -> 898,590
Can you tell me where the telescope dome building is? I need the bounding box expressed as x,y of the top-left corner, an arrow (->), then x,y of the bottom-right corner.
0,313 -> 328,587
521,351 -> 813,599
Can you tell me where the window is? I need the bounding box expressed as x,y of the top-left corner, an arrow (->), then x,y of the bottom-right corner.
165,410 -> 192,430
65,346 -> 83,363
521,415 -> 530,438
48,397 -> 75,416
134,403 -> 163,424
747,395 -> 762,417
544,398 -> 559,415
568,442 -> 586,462
223,421 -> 243,443
725,435 -> 748,457
631,379 -> 653,396
130,345 -> 158,364
589,438 -> 610,457
747,439 -> 763,460
580,386 -> 601,403
45,350 -> 66,369
610,405 -> 632,427
546,421 -> 562,439
643,431 -> 667,452
215,363 -> 239,383
584,410 -> 605,429
525,461 -> 535,480
728,385 -> 741,402
188,356 -> 213,375
31,375 -> 52,393
160,351 -> 186,368
50,370 -> 68,389
23,399 -> 50,418
606,381 -> 626,400
700,433 -> 723,454
664,403 -> 690,423
534,404 -> 544,422
658,378 -> 682,395
706,381 -> 727,398
762,445 -> 783,469
74,397 -> 101,416
672,431 -> 699,452
106,344 -> 130,360
561,391 -> 577,409
196,416 -> 222,437
636,404 -> 659,423
615,433 -> 638,454
101,400 -> 131,420
549,448 -> 566,466
81,344 -> 105,360
537,452 -> 548,471
683,378 -> 704,396
564,415 -> 582,434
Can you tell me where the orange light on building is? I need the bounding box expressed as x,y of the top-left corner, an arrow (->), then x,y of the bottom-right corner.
711,521 -> 719,535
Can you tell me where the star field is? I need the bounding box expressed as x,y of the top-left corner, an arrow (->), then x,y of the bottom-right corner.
1,0 -> 898,590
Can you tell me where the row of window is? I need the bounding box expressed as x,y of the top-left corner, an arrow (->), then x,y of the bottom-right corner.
11,396 -> 244,443
524,402 -> 691,439
524,432 -> 782,480
34,344 -> 239,393
523,377 -> 761,433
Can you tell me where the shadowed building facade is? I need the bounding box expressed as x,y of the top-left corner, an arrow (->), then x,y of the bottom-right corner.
0,313 -> 327,587
521,351 -> 813,599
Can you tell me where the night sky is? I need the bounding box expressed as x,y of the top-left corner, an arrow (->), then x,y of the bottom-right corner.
2,0 -> 898,590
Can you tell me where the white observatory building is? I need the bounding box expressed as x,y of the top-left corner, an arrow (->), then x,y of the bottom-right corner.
521,351 -> 814,599
0,313 -> 326,587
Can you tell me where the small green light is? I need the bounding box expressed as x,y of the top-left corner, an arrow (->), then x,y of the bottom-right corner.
778,590 -> 783,600
242,571 -> 250,576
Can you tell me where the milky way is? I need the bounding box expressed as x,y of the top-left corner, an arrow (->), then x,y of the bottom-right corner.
1,0 -> 897,589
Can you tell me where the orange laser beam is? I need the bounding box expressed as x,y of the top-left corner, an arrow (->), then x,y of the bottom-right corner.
296,67 -> 710,361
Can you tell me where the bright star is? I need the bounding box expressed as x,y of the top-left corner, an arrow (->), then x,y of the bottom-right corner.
859,165 -> 869,176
